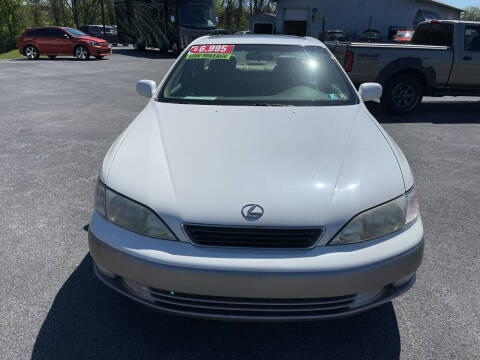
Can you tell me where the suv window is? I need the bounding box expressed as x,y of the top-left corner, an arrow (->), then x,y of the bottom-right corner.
29,28 -> 47,37
465,26 -> 480,52
27,29 -> 40,36
412,23 -> 454,46
43,28 -> 63,38
49,28 -> 66,38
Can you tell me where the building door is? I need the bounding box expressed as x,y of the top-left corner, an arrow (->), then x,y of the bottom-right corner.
254,23 -> 273,34
284,8 -> 308,36
284,21 -> 307,36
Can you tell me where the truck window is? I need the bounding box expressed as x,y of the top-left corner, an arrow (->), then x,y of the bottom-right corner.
465,26 -> 480,52
412,23 -> 453,46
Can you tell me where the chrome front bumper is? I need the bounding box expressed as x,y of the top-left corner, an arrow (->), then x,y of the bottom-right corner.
88,213 -> 424,321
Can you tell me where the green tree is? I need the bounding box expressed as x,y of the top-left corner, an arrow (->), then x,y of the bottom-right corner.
461,6 -> 480,21
0,0 -> 24,52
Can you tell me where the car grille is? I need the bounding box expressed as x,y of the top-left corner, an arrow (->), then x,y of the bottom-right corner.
123,279 -> 364,319
183,225 -> 324,248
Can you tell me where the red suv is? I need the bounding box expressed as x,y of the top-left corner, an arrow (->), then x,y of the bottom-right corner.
18,27 -> 112,60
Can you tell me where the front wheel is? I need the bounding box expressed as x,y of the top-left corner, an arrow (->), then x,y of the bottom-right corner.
171,41 -> 181,56
381,74 -> 424,114
74,45 -> 90,60
24,45 -> 39,60
134,42 -> 145,51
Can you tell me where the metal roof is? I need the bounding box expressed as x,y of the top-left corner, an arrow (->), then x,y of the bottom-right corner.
417,0 -> 464,12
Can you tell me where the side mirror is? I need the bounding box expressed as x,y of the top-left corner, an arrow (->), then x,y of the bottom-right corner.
136,80 -> 157,98
170,15 -> 175,23
358,83 -> 382,102
64,33 -> 70,39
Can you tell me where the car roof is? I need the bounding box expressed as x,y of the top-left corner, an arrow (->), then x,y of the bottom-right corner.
190,35 -> 326,48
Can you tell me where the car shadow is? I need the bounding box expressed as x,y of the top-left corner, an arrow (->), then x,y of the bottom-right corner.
8,57 -> 108,62
114,48 -> 177,59
32,255 -> 401,360
367,100 -> 480,124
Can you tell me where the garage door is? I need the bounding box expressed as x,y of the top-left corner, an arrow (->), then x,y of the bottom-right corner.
284,8 -> 309,21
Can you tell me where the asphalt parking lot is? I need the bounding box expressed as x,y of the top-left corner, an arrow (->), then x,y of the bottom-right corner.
1,46 -> 479,359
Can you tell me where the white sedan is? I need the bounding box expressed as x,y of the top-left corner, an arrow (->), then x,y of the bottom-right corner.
89,35 -> 424,321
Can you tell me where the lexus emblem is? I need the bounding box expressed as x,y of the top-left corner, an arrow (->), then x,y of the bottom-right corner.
241,204 -> 264,220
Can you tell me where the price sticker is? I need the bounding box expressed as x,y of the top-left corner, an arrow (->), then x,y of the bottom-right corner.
186,45 -> 235,60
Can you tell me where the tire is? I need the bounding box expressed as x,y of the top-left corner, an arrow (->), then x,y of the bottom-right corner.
95,56 -> 104,59
74,45 -> 90,60
381,74 -> 424,114
134,42 -> 145,51
159,45 -> 169,54
47,55 -> 56,59
171,41 -> 181,56
24,45 -> 39,60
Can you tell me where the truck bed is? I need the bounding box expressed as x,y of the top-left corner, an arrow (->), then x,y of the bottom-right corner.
325,41 -> 454,88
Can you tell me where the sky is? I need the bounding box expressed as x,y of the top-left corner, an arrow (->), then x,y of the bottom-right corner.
443,0 -> 480,9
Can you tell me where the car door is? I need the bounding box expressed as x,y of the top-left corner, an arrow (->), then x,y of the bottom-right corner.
34,28 -> 51,53
50,28 -> 74,54
452,25 -> 480,88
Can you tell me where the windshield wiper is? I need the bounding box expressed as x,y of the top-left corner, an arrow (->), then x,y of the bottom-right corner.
253,103 -> 293,107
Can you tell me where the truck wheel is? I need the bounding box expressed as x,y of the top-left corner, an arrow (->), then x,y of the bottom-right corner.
134,42 -> 145,51
171,42 -> 181,56
159,44 -> 169,54
382,74 -> 424,114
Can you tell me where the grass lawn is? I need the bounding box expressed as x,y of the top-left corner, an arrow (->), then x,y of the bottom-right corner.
0,49 -> 23,59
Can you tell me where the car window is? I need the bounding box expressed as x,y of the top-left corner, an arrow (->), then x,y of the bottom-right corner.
412,23 -> 453,46
34,28 -> 48,37
64,28 -> 87,37
159,44 -> 358,106
43,28 -> 55,37
49,28 -> 65,38
396,32 -> 413,38
465,26 -> 480,52
27,29 -> 40,36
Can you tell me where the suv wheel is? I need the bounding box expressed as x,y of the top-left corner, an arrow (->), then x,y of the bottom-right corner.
74,45 -> 90,60
382,74 -> 424,114
25,45 -> 39,60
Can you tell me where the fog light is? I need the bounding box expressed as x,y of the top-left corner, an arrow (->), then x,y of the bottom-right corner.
123,278 -> 154,301
392,273 -> 414,288
97,264 -> 116,279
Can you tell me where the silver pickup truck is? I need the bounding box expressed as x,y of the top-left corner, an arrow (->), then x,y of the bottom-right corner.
326,20 -> 480,113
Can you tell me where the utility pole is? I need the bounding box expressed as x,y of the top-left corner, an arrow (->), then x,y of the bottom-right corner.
101,0 -> 106,34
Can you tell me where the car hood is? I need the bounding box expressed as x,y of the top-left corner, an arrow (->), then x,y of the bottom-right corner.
76,35 -> 106,43
105,102 -> 406,241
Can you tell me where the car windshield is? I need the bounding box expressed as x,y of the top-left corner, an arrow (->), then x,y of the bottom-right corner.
397,31 -> 413,38
159,44 -> 357,106
65,28 -> 87,37
178,1 -> 216,28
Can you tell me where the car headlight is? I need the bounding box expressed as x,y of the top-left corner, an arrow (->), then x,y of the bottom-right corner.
89,41 -> 99,46
329,186 -> 420,245
94,181 -> 177,240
